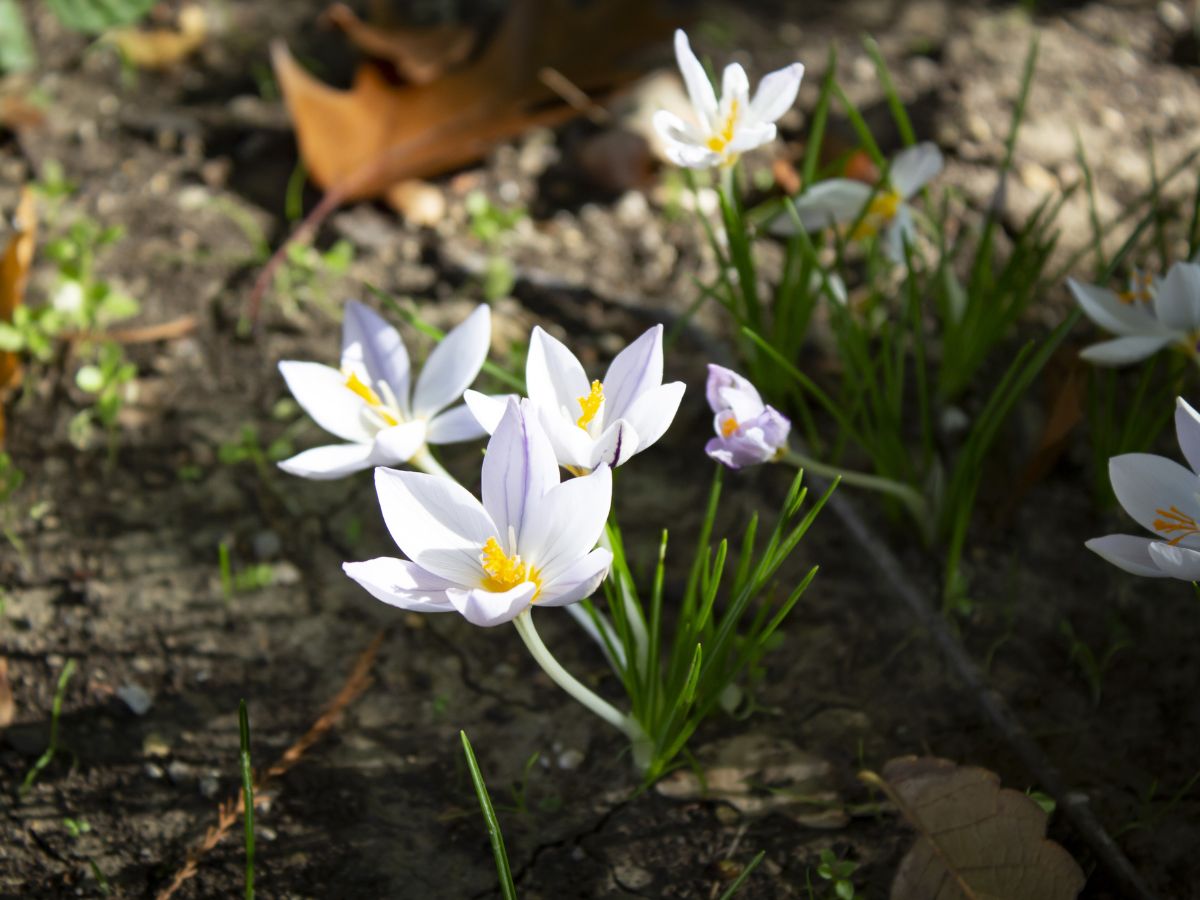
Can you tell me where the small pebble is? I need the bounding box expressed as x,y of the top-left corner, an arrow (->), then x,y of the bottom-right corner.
116,684 -> 153,716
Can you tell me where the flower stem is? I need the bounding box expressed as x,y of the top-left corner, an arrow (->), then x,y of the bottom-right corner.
410,446 -> 455,482
512,610 -> 651,769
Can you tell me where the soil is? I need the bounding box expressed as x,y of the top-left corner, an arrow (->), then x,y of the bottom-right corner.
2,0 -> 1199,897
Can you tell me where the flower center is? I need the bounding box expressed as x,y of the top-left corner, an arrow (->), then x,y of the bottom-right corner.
480,536 -> 541,597
576,380 -> 604,430
705,97 -> 740,155
720,417 -> 739,437
343,369 -> 399,427
1118,272 -> 1154,305
850,189 -> 902,240
1153,505 -> 1200,546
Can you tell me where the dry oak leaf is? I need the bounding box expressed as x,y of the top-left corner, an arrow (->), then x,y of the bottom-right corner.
0,186 -> 36,447
323,3 -> 476,86
106,5 -> 207,70
273,0 -> 674,202
862,756 -> 1085,900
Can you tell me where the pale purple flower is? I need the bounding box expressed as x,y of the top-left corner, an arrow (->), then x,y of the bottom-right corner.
343,399 -> 613,627
704,364 -> 790,469
1088,397 -> 1200,580
277,302 -> 492,479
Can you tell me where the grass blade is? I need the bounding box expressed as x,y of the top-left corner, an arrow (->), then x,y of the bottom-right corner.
461,731 -> 518,900
239,699 -> 256,900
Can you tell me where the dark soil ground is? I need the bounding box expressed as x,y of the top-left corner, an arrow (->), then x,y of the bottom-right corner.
2,0 -> 1200,897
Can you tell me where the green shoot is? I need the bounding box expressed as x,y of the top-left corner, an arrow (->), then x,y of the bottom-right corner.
20,658 -> 77,795
239,699 -> 256,900
460,731 -> 517,900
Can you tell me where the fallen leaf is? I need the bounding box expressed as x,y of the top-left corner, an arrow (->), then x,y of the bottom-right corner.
274,0 -> 674,201
0,657 -> 13,730
0,186 -> 36,447
0,93 -> 47,131
862,756 -> 1085,900
656,734 -> 847,827
323,3 -> 476,86
106,4 -> 206,70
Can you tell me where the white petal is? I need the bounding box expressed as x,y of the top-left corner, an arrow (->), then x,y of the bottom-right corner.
463,389 -> 508,435
449,583 -> 537,627
774,180 -> 873,233
411,305 -> 491,418
1147,541 -> 1200,580
534,400 -> 596,471
279,361 -> 372,443
1068,278 -> 1157,336
663,140 -> 722,170
341,301 -> 411,413
882,204 -> 915,263
619,381 -> 685,455
482,399 -> 560,548
748,63 -> 804,125
590,419 -> 641,469
342,557 -> 456,611
277,443 -> 374,480
720,62 -> 750,120
374,467 -> 495,585
602,325 -> 664,423
1084,535 -> 1170,578
527,326 -> 592,422
426,403 -> 488,444
1080,335 -> 1172,366
890,142 -> 943,198
726,122 -> 777,155
1109,453 -> 1200,542
372,420 -> 428,464
1176,397 -> 1200,475
706,364 -> 762,414
652,109 -> 703,147
674,29 -> 718,130
1153,262 -> 1200,333
521,465 -> 612,584
537,548 -> 613,606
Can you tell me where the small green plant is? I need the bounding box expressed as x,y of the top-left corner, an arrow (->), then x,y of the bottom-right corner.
273,239 -> 355,319
218,423 -> 295,478
218,542 -> 276,603
0,451 -> 25,550
465,191 -> 524,301
20,658 -> 77,795
460,731 -> 517,900
239,699 -> 256,900
1059,617 -> 1130,707
70,340 -> 137,456
815,849 -> 861,900
62,818 -> 110,895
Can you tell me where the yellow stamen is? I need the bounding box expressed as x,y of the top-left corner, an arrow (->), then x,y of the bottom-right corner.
576,380 -> 604,430
850,189 -> 902,240
480,536 -> 541,597
721,417 -> 739,437
705,97 -> 740,155
343,369 -> 399,426
1118,272 -> 1154,305
1153,505 -> 1200,546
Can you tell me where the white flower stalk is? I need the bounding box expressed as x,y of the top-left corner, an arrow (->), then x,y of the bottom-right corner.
652,29 -> 803,169
772,142 -> 944,262
277,301 -> 491,479
1069,261 -> 1200,366
344,398 -> 614,627
465,324 -> 686,473
1088,397 -> 1200,580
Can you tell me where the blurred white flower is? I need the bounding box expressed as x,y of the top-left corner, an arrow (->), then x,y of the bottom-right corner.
278,301 -> 491,479
652,29 -> 803,169
704,364 -> 790,469
1069,261 -> 1200,366
772,142 -> 944,262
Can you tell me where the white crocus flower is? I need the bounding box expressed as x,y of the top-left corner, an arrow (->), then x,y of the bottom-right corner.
1069,261 -> 1200,366
772,142 -> 944,262
465,325 -> 685,473
1088,397 -> 1200,580
652,29 -> 803,169
343,399 -> 613,627
278,301 -> 491,479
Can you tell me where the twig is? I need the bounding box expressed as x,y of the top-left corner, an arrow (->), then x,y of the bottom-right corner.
62,315 -> 199,346
538,67 -> 610,124
155,630 -> 385,900
817,481 -> 1158,900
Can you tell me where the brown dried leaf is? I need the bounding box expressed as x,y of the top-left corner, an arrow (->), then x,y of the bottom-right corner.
274,0 -> 674,201
0,186 -> 36,447
106,5 -> 207,70
863,756 -> 1085,900
0,657 -> 13,730
324,3 -> 475,85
